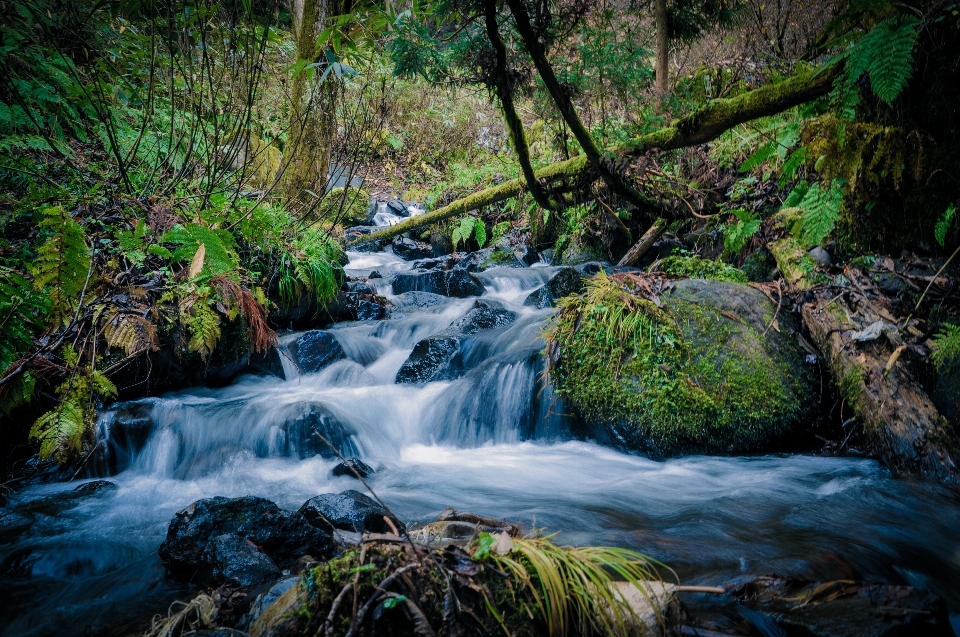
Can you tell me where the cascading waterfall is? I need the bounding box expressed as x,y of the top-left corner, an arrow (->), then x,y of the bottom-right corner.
2,250 -> 960,637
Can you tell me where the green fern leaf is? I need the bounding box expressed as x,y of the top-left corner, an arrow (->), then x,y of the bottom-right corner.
186,301 -> 222,359
31,207 -> 89,322
842,16 -> 920,106
30,400 -> 86,460
163,223 -> 239,278
473,217 -> 487,248
935,205 -> 956,247
791,182 -> 844,247
0,267 -> 50,370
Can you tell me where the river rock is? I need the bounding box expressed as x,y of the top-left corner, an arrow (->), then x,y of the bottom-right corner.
246,346 -> 285,379
236,576 -> 299,631
523,266 -> 584,309
72,480 -> 117,495
203,533 -> 281,588
158,496 -> 334,582
279,401 -> 358,459
297,490 -> 400,534
389,291 -> 448,313
721,576 -> 953,636
289,330 -> 346,374
395,300 -> 518,383
355,299 -> 386,321
332,457 -> 374,478
551,277 -> 816,457
0,508 -> 32,539
392,237 -> 434,260
390,269 -> 486,298
92,400 -> 155,475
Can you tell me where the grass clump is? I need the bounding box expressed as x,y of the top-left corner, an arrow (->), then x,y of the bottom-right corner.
546,273 -> 805,456
654,255 -> 748,283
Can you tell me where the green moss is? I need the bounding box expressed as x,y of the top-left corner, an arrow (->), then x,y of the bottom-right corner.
655,255 -> 748,283
483,245 -> 519,267
316,186 -> 370,225
546,274 -> 805,456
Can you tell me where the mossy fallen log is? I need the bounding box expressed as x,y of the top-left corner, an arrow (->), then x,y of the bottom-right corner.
347,67 -> 839,247
801,292 -> 960,483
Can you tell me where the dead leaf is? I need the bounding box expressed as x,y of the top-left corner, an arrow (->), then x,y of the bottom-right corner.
720,310 -> 743,324
491,531 -> 514,556
189,243 -> 206,278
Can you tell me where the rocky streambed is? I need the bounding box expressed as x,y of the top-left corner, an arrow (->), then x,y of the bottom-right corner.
1,242 -> 960,636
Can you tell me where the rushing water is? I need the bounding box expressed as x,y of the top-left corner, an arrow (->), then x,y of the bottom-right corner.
2,251 -> 960,636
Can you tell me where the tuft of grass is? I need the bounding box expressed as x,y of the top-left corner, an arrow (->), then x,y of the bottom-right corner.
479,533 -> 670,637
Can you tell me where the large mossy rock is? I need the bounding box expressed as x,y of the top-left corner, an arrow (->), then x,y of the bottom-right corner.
547,274 -> 815,457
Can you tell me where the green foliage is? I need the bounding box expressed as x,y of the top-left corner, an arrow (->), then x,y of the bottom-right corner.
0,266 -> 50,370
1,371 -> 36,416
475,532 -> 665,637
490,221 -> 511,245
656,255 -> 748,283
837,16 -> 921,106
935,205 -> 956,248
163,223 -> 240,279
31,206 -> 90,323
931,324 -> 960,373
117,220 -> 150,266
30,344 -> 117,461
317,186 -> 371,225
185,300 -> 222,359
785,181 -> 844,247
451,215 -> 486,250
723,210 -> 761,255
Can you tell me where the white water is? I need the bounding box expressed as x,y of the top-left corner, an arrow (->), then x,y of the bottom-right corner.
3,250 -> 960,636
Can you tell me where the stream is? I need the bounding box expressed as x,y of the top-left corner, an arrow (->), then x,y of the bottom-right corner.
2,250 -> 960,636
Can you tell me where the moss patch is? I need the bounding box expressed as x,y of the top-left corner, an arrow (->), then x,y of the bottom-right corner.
654,255 -> 748,283
316,187 -> 371,225
546,274 -> 812,456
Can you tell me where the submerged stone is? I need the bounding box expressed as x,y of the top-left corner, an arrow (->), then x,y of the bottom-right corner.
523,266 -> 584,309
548,276 -> 816,457
391,269 -> 486,298
289,330 -> 346,374
332,457 -> 374,479
0,508 -> 32,539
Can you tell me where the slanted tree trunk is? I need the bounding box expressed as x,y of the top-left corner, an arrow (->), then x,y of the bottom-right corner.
347,66 -> 838,246
654,0 -> 669,95
280,0 -> 337,203
618,218 -> 668,266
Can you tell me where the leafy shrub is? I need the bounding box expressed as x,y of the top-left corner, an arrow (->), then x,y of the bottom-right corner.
931,324 -> 960,373
451,215 -> 486,250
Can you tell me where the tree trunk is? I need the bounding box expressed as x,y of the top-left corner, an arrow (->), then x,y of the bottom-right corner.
280,0 -> 336,204
347,66 -> 838,246
617,218 -> 668,266
654,0 -> 669,95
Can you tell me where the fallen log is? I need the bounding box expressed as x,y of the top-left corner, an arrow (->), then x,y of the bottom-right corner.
617,218 -> 668,267
802,293 -> 959,483
347,66 -> 839,247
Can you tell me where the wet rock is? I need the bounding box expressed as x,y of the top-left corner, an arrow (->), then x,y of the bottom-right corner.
514,244 -> 540,266
332,457 -> 374,478
93,400 -> 155,475
203,533 -> 281,588
344,280 -> 377,294
351,238 -> 385,253
158,496 -> 334,581
246,346 -> 285,379
192,631 -> 253,637
392,237 -> 434,261
355,299 -> 386,321
0,508 -> 32,539
369,270 -> 382,279
269,291 -> 355,330
481,245 -> 527,268
390,269 -> 486,298
388,291 -> 448,314
297,490 -> 400,534
395,300 -> 517,383
289,330 -> 346,374
236,576 -> 299,631
523,267 -> 585,309
741,248 -> 779,283
452,250 -> 489,272
279,401 -> 358,459
722,576 -> 953,637
72,480 -> 117,495
431,231 -> 454,256
386,199 -> 408,215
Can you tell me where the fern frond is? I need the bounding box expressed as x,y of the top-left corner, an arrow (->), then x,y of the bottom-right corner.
30,399 -> 86,461
842,16 -> 920,106
31,207 -> 90,323
103,312 -> 159,356
186,301 -> 221,359
0,371 -> 36,416
935,205 -> 956,248
791,182 -> 844,248
163,223 -> 239,278
0,266 -> 50,370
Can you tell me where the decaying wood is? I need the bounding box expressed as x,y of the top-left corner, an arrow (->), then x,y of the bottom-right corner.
617,218 -> 668,267
347,66 -> 839,247
802,294 -> 959,483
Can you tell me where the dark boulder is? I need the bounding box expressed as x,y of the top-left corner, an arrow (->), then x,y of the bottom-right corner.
72,480 -> 117,495
92,400 -> 155,475
278,402 -> 358,459
245,346 -> 285,379
369,270 -> 382,279
158,496 -> 334,581
431,231 -> 454,256
391,269 -> 485,298
396,300 -> 517,383
332,457 -> 374,479
203,533 -> 281,588
514,244 -> 540,266
297,490 -> 401,534
393,238 -> 434,261
0,508 -> 32,539
523,267 -> 584,309
386,199 -> 408,215
289,331 -> 346,374
355,299 -> 386,321
389,291 -> 448,314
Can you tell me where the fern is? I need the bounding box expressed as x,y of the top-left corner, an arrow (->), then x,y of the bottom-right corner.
0,371 -> 36,416
31,207 -> 89,324
163,223 -> 240,279
186,300 -> 222,359
839,16 -> 921,106
451,215 -> 487,250
789,181 -> 844,247
935,205 -> 956,247
723,209 -> 761,255
117,220 -> 150,266
0,266 -> 50,370
102,311 -> 159,356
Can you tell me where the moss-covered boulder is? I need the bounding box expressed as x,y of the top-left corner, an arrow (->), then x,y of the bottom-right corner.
546,272 -> 816,456
316,186 -> 371,226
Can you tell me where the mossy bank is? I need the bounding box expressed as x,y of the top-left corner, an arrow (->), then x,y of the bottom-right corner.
546,268 -> 817,457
